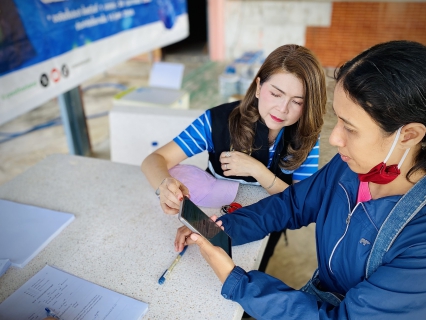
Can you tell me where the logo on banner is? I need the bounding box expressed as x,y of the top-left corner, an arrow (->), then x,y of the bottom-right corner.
39,64 -> 69,88
51,68 -> 61,83
40,74 -> 49,87
61,64 -> 69,77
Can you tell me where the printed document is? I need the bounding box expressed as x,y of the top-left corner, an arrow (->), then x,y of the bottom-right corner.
0,265 -> 148,319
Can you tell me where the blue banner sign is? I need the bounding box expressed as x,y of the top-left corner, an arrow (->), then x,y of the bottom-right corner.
0,0 -> 188,125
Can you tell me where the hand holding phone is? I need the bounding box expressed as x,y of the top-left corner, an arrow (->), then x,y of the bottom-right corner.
178,197 -> 232,258
189,233 -> 235,284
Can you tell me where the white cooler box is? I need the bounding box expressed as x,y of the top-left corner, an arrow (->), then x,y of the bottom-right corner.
109,105 -> 208,168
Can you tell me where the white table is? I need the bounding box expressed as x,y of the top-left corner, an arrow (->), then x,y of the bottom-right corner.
0,154 -> 269,319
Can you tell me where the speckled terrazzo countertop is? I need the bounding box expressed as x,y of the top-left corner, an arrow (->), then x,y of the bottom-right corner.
0,154 -> 269,319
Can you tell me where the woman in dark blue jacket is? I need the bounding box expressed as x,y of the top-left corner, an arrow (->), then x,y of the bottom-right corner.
176,40 -> 426,319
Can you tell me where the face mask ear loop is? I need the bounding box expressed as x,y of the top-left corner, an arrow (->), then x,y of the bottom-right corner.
384,127 -> 403,164
397,148 -> 410,169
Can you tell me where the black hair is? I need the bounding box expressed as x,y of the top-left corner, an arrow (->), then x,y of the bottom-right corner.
335,40 -> 426,180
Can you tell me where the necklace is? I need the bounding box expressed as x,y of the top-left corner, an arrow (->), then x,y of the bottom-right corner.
268,134 -> 277,145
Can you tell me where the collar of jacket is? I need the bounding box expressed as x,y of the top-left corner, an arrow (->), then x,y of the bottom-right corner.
335,158 -> 403,223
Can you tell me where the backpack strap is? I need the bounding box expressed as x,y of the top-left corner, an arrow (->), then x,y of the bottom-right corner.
366,175 -> 426,278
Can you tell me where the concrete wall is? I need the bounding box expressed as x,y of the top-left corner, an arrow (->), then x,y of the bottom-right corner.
224,1 -> 331,60
208,1 -> 426,67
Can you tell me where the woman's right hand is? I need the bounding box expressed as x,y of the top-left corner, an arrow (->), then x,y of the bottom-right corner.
158,177 -> 190,215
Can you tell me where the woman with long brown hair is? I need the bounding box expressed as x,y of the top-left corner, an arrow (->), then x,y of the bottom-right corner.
142,44 -> 327,272
142,44 -> 326,207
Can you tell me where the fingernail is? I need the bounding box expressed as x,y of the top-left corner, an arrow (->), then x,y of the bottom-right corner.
179,196 -> 183,201
190,234 -> 198,241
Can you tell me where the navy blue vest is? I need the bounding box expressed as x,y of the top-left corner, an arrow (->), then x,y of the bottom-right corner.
208,101 -> 295,185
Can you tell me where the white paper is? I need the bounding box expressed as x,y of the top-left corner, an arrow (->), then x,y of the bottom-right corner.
0,199 -> 75,268
149,62 -> 184,89
120,87 -> 186,106
0,265 -> 148,320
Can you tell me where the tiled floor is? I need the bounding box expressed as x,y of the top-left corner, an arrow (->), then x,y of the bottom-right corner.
0,50 -> 337,316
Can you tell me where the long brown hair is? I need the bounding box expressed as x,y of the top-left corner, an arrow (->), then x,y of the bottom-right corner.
228,44 -> 327,170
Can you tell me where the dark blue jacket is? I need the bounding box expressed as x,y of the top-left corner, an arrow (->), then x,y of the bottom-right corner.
219,154 -> 426,319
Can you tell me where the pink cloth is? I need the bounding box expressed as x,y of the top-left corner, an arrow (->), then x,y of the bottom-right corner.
357,181 -> 372,203
169,164 -> 239,208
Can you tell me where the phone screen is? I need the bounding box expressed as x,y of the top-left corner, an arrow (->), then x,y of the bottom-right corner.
179,198 -> 232,258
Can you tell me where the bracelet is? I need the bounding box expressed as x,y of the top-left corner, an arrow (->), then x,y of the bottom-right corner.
155,178 -> 167,197
266,175 -> 277,189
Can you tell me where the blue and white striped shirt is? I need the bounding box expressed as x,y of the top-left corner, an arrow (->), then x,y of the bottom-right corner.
173,110 -> 319,181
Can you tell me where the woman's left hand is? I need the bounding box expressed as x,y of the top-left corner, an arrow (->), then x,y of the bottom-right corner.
188,233 -> 235,283
219,151 -> 262,177
175,225 -> 193,252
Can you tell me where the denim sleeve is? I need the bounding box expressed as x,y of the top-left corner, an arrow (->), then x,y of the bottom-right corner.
218,155 -> 342,245
330,235 -> 426,319
221,243 -> 426,319
219,163 -> 426,319
221,266 -> 320,319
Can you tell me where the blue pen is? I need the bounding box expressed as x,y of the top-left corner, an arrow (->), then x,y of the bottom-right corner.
45,307 -> 60,319
158,246 -> 188,285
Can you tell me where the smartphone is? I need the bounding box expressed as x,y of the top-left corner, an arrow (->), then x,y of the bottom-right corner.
178,197 -> 232,258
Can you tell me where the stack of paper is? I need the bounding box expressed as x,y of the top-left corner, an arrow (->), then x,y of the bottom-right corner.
0,199 -> 75,268
0,259 -> 10,277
